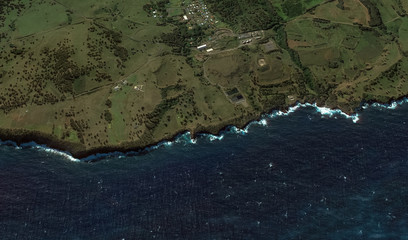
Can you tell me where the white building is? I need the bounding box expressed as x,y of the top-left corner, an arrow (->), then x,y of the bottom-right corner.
197,44 -> 207,51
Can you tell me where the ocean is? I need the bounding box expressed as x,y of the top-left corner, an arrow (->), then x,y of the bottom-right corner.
1,102 -> 408,240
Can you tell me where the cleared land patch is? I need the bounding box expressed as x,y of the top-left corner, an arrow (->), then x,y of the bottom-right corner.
313,0 -> 370,25
398,18 -> 408,54
204,51 -> 250,87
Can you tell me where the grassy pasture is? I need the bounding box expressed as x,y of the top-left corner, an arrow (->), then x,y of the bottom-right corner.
355,31 -> 384,62
256,60 -> 284,84
214,36 -> 239,50
364,58 -> 408,101
341,36 -> 359,49
375,0 -> 401,24
14,1 -> 68,37
154,58 -> 180,87
286,18 -> 384,66
286,19 -> 330,48
285,10 -> 402,106
298,47 -> 340,66
271,0 -> 325,20
167,8 -> 184,17
398,18 -> 408,53
403,1 -> 408,13
59,0 -> 126,19
204,51 -> 250,87
108,89 -> 128,144
0,0 -> 180,148
255,52 -> 293,85
312,0 -> 369,25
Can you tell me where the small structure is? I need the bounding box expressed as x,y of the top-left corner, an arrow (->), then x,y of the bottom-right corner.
231,94 -> 244,103
242,39 -> 252,44
134,85 -> 144,92
257,58 -> 267,67
197,44 -> 207,51
238,32 -> 252,39
263,40 -> 278,53
183,15 -> 188,20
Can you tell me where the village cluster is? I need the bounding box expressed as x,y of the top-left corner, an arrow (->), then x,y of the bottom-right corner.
113,78 -> 144,93
150,0 -> 217,27
148,1 -> 269,54
183,0 -> 217,27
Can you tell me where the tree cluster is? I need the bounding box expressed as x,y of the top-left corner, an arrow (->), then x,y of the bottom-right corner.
161,23 -> 207,56
359,0 -> 384,28
204,0 -> 281,32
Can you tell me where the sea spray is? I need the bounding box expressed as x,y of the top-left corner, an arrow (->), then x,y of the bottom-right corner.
269,103 -> 360,123
196,103 -> 359,143
20,142 -> 80,162
362,97 -> 408,110
3,100 -> 408,161
33,145 -> 80,162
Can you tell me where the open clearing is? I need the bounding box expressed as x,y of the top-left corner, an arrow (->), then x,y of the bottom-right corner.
312,0 -> 370,26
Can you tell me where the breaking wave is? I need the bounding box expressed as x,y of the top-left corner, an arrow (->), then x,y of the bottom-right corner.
0,140 -> 80,162
31,145 -> 80,162
1,99 -> 406,162
362,97 -> 408,110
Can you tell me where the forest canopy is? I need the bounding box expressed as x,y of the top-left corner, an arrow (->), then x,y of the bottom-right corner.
204,0 -> 282,32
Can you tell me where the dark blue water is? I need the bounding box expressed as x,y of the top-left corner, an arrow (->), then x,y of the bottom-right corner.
1,104 -> 408,240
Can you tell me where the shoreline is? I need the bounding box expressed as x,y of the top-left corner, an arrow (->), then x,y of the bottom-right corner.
0,97 -> 406,161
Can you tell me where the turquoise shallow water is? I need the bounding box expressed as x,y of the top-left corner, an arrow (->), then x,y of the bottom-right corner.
0,102 -> 408,239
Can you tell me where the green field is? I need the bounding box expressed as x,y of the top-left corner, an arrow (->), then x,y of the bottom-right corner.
167,0 -> 184,17
271,0 -> 326,20
1,0 -> 408,156
312,0 -> 370,25
399,19 -> 408,53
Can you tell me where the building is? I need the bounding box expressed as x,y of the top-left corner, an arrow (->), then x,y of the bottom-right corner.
238,32 -> 252,39
183,15 -> 188,20
197,44 -> 207,51
263,40 -> 278,53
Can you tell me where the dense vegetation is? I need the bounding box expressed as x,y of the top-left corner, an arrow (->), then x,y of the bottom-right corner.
143,0 -> 170,17
281,0 -> 304,18
204,0 -> 282,32
360,0 -> 384,28
161,23 -> 207,56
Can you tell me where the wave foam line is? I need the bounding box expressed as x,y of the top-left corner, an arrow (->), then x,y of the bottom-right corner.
81,132 -> 197,161
200,103 -> 359,143
33,145 -> 80,162
148,103 -> 360,151
0,140 -> 22,149
0,101 -> 392,162
362,97 -> 408,110
0,140 -> 80,162
268,103 -> 360,123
